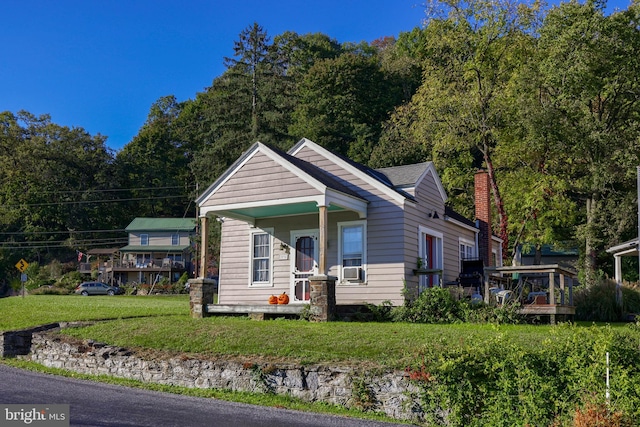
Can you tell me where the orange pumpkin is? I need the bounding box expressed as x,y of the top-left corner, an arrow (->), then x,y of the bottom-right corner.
277,292 -> 290,305
268,295 -> 278,305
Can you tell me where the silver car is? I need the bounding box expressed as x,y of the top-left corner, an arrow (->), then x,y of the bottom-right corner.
74,282 -> 123,296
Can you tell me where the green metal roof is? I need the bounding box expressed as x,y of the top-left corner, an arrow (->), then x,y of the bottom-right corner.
125,218 -> 197,232
119,245 -> 191,252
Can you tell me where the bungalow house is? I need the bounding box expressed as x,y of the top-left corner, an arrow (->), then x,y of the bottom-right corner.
195,138 -> 502,308
88,218 -> 197,286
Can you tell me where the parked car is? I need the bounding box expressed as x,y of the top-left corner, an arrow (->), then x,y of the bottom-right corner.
75,282 -> 124,296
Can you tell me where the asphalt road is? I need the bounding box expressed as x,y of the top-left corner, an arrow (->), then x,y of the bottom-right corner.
0,364 -> 411,427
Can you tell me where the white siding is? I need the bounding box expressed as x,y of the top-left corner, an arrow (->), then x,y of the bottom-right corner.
201,152 -> 320,208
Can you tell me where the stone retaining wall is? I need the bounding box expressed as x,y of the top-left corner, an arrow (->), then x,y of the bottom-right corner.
27,332 -> 422,421
0,323 -> 61,357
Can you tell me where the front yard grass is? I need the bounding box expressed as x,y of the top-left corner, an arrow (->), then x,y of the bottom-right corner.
0,294 -> 188,331
0,294 -> 587,369
60,315 -> 569,369
4,295 -> 640,425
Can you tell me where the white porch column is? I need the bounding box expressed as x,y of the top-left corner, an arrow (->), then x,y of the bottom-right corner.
319,205 -> 328,275
614,254 -> 623,285
199,216 -> 209,279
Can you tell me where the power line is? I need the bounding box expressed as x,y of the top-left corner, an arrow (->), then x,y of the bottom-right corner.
0,229 -> 126,235
0,240 -> 128,250
0,237 -> 127,246
0,194 -> 189,208
37,185 -> 197,195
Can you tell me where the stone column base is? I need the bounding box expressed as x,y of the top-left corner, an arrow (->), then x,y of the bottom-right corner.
309,275 -> 337,322
189,278 -> 217,318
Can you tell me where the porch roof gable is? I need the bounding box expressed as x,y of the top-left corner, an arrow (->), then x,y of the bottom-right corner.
196,142 -> 368,221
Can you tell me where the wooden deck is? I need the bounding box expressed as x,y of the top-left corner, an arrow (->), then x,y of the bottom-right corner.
484,264 -> 577,324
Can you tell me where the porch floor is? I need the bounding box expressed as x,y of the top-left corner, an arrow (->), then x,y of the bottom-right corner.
205,304 -> 305,318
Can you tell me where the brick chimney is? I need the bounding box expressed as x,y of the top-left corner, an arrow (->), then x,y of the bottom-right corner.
475,170 -> 492,267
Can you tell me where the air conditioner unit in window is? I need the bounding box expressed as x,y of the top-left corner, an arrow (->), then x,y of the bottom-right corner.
343,266 -> 362,281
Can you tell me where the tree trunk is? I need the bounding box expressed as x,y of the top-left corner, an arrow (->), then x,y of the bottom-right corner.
584,196 -> 597,287
534,243 -> 542,265
484,153 -> 509,261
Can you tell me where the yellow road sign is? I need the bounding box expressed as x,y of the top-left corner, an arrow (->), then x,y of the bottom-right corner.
15,259 -> 29,273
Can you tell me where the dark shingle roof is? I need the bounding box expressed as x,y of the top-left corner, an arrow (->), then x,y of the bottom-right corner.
125,218 -> 196,232
374,163 -> 431,188
269,146 -> 364,200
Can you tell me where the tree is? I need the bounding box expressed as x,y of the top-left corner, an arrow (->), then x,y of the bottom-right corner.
114,96 -> 194,219
526,0 -> 640,283
403,0 -> 542,259
0,110 -> 118,266
289,50 -> 403,163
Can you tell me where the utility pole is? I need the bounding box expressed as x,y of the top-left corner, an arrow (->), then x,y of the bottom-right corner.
636,166 -> 640,282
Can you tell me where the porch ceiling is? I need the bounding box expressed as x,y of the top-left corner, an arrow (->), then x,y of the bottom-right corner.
201,191 -> 368,224
218,201 -> 345,219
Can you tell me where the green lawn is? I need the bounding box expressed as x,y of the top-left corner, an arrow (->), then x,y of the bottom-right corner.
0,294 -> 188,331
0,294 -> 580,369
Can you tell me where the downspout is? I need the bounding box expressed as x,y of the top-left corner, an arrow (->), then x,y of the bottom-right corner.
475,220 -> 480,260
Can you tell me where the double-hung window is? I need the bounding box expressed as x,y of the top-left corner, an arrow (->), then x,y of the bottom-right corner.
171,234 -> 179,246
250,230 -> 272,285
459,238 -> 476,262
140,234 -> 149,246
338,221 -> 366,282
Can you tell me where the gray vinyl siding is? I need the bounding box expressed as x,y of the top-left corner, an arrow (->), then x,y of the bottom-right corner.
201,152 -> 320,208
215,144 -> 477,307
293,146 -> 407,305
404,171 -> 477,287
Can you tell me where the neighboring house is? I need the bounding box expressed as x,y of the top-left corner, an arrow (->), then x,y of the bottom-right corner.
519,243 -> 578,270
196,138 -> 502,306
82,218 -> 197,285
607,238 -> 639,285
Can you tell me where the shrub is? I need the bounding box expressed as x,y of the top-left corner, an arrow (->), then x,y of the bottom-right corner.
573,402 -> 629,427
573,279 -> 640,322
172,273 -> 190,294
392,287 -> 465,323
364,300 -> 394,322
408,325 -> 640,426
621,284 -> 640,316
461,300 -> 525,324
390,286 -> 524,325
30,286 -> 70,295
55,271 -> 84,292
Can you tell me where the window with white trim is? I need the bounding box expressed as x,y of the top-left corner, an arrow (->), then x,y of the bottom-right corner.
338,221 -> 366,282
418,225 -> 443,291
492,247 -> 503,267
171,234 -> 179,245
250,230 -> 272,285
140,234 -> 149,246
459,238 -> 476,262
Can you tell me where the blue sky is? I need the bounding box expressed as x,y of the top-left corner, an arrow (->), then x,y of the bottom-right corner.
0,0 -> 631,151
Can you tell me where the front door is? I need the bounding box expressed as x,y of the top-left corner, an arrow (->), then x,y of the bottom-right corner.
291,230 -> 319,302
424,235 -> 434,287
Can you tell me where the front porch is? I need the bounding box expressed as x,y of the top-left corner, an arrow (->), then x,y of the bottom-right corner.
190,276 -> 337,322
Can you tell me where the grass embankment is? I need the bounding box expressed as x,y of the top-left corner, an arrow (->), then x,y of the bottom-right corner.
3,295 -> 640,426
0,294 -> 565,368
